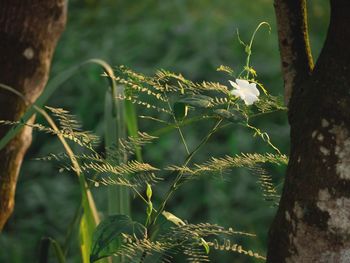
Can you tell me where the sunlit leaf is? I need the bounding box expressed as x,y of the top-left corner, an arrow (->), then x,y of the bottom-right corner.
162,211 -> 186,226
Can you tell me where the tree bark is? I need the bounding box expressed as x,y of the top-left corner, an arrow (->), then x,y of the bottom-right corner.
268,0 -> 350,262
0,1 -> 66,230
273,0 -> 313,105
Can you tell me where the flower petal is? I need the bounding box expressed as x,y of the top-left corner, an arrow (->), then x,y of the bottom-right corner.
243,93 -> 258,105
229,80 -> 240,90
231,89 -> 245,99
248,82 -> 260,96
236,79 -> 250,89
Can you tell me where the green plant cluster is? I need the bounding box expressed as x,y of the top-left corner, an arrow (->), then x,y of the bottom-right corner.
0,1 -> 329,262
0,24 -> 287,262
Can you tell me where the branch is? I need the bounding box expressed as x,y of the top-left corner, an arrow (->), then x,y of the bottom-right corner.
274,0 -> 313,105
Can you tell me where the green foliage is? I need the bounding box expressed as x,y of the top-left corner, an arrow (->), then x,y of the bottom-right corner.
166,153 -> 287,177
90,215 -> 146,262
2,64 -> 285,261
0,20 -> 289,262
86,23 -> 287,262
0,2 -> 331,262
90,212 -> 265,263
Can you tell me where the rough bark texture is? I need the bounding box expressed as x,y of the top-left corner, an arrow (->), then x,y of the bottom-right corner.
268,0 -> 350,262
274,0 -> 313,105
0,1 -> 66,230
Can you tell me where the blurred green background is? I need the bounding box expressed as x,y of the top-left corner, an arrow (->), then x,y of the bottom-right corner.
0,0 -> 329,262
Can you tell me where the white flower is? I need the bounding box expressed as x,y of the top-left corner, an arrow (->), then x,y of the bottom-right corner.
229,79 -> 260,105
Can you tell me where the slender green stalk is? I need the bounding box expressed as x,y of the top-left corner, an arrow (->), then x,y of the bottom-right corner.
236,22 -> 270,79
105,87 -> 129,263
149,115 -> 215,137
246,122 -> 281,154
63,203 -> 83,256
39,237 -> 66,263
105,88 -> 130,216
164,93 -> 190,155
137,119 -> 223,263
150,119 -> 223,227
124,101 -> 143,162
245,22 -> 270,78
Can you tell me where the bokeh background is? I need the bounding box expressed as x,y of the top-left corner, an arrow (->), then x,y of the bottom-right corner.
0,0 -> 329,262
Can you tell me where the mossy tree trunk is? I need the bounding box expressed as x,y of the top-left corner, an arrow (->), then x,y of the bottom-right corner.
0,1 -> 66,230
268,0 -> 350,261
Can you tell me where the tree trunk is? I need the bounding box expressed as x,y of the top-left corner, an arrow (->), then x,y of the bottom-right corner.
268,0 -> 350,262
0,1 -> 66,230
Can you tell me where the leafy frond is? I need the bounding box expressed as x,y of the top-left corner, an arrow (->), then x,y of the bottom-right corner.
117,66 -> 231,97
115,234 -> 173,263
207,239 -> 266,260
0,117 -> 98,150
216,65 -> 235,76
77,160 -> 160,187
249,165 -> 280,205
211,97 -> 230,106
156,219 -> 259,263
36,152 -> 103,163
172,223 -> 255,238
90,212 -> 263,263
110,73 -> 168,102
41,151 -> 161,187
117,132 -> 158,158
115,94 -> 172,114
45,106 -> 99,148
91,172 -> 160,188
254,95 -> 286,113
166,153 -> 288,176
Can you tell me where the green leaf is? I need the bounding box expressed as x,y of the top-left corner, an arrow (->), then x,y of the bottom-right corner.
200,238 -> 210,255
90,215 -> 146,262
162,211 -> 186,226
79,175 -> 99,263
146,183 -> 152,201
213,109 -> 244,122
245,45 -> 251,55
178,94 -> 213,108
173,102 -> 188,121
174,94 -> 214,120
146,201 -> 153,217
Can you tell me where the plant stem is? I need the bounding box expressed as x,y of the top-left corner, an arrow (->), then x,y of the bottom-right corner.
164,93 -> 190,155
150,119 -> 223,227
149,115 -> 215,137
245,22 -> 270,79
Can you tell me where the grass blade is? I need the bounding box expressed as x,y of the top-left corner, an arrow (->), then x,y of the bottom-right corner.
104,86 -> 130,263
105,87 -> 130,216
39,237 -> 66,263
124,101 -> 143,162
